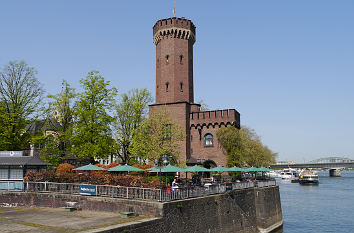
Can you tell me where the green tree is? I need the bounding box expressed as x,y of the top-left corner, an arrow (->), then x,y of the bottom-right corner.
130,108 -> 184,164
33,80 -> 76,165
114,88 -> 152,164
72,71 -> 117,160
0,61 -> 44,151
216,126 -> 277,167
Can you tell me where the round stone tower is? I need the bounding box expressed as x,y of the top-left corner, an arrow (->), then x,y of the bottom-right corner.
153,17 -> 196,104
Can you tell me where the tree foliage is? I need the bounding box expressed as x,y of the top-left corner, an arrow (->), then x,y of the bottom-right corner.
130,108 -> 185,164
32,80 -> 76,166
72,71 -> 118,160
216,126 -> 277,167
0,61 -> 44,150
114,88 -> 152,164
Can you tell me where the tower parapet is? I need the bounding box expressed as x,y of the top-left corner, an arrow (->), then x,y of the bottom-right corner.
153,17 -> 196,45
190,109 -> 240,129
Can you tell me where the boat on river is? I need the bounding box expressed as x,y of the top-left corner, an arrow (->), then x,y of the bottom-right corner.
265,170 -> 281,179
280,168 -> 299,182
299,170 -> 319,185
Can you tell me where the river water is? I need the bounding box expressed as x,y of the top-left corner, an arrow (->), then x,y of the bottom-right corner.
278,171 -> 354,233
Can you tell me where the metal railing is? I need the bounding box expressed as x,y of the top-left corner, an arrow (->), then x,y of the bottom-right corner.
0,180 -> 276,202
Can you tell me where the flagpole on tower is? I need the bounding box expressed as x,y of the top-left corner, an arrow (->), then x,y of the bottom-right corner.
173,0 -> 176,17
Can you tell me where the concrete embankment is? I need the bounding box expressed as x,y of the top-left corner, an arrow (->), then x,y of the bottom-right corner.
0,186 -> 282,233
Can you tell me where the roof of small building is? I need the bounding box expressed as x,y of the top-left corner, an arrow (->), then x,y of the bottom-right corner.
0,156 -> 51,166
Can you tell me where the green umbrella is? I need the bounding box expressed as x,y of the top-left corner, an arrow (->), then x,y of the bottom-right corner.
210,166 -> 231,172
74,164 -> 107,171
160,165 -> 185,173
258,167 -> 272,172
108,164 -> 144,172
184,165 -> 210,172
228,166 -> 243,172
147,167 -> 161,173
245,167 -> 258,172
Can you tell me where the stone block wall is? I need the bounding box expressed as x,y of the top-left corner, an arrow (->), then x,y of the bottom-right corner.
0,186 -> 282,233
0,192 -> 163,217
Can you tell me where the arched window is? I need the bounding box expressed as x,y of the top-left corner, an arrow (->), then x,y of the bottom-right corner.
166,82 -> 169,92
180,82 -> 183,92
204,133 -> 213,147
165,55 -> 169,64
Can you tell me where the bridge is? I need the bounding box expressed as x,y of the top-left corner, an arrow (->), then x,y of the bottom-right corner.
270,157 -> 354,177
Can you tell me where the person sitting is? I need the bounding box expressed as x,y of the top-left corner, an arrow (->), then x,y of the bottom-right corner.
172,179 -> 179,191
166,184 -> 172,194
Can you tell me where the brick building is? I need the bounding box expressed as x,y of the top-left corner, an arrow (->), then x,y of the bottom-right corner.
149,17 -> 240,168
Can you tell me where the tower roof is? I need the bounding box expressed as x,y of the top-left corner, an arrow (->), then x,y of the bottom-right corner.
153,17 -> 196,45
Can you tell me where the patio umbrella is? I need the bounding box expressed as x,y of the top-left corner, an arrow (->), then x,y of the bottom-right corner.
258,167 -> 272,172
146,167 -> 161,172
210,166 -> 231,172
108,164 -> 144,172
184,165 -> 210,172
245,167 -> 258,172
228,166 -> 243,172
74,164 -> 107,171
160,165 -> 185,173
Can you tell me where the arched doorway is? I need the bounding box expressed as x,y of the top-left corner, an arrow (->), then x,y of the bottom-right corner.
202,160 -> 217,178
203,160 -> 217,169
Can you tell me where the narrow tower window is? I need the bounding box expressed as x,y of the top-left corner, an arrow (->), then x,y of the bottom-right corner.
180,82 -> 183,92
165,55 -> 169,64
179,55 -> 184,64
166,82 -> 169,92
204,134 -> 213,147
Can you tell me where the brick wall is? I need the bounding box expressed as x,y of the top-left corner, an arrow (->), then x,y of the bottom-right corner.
149,102 -> 191,162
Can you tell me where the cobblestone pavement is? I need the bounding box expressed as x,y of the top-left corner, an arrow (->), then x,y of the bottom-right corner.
0,206 -> 149,232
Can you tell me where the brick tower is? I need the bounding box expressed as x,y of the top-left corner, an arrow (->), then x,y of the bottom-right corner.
149,17 -> 240,168
153,17 -> 196,104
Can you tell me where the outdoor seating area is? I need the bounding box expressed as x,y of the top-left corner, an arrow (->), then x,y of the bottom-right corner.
72,163 -> 275,189
0,163 -> 277,202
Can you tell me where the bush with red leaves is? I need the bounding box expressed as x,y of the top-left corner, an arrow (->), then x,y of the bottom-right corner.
56,163 -> 75,175
24,164 -> 162,188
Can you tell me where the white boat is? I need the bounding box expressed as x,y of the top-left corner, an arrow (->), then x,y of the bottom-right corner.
280,168 -> 299,182
266,170 -> 281,179
299,169 -> 319,185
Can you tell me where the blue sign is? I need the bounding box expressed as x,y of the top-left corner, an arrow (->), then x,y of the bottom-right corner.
79,184 -> 96,195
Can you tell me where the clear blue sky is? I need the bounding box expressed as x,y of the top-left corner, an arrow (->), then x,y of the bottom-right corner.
1,1 -> 353,162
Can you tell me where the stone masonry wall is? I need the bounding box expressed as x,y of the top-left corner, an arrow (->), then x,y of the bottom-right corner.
0,192 -> 163,217
0,186 -> 282,233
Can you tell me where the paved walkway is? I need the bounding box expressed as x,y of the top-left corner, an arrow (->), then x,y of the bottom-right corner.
0,206 -> 149,232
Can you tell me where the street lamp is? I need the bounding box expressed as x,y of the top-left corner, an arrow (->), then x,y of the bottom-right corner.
154,159 -> 162,189
155,155 -> 173,188
163,156 -> 169,186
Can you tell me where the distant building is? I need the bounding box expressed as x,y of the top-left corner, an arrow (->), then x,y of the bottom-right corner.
149,17 -> 241,168
0,151 -> 50,181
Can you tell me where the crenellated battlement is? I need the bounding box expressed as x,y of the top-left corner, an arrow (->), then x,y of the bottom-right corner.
190,109 -> 240,129
153,17 -> 196,45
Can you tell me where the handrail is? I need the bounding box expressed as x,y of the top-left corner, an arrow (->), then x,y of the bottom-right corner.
0,180 -> 276,202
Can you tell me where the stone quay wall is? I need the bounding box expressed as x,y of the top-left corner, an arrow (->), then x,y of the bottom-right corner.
0,186 -> 282,233
0,191 -> 163,217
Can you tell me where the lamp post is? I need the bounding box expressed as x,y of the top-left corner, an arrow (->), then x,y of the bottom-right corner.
155,155 -> 173,189
154,159 -> 162,189
163,156 -> 169,186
